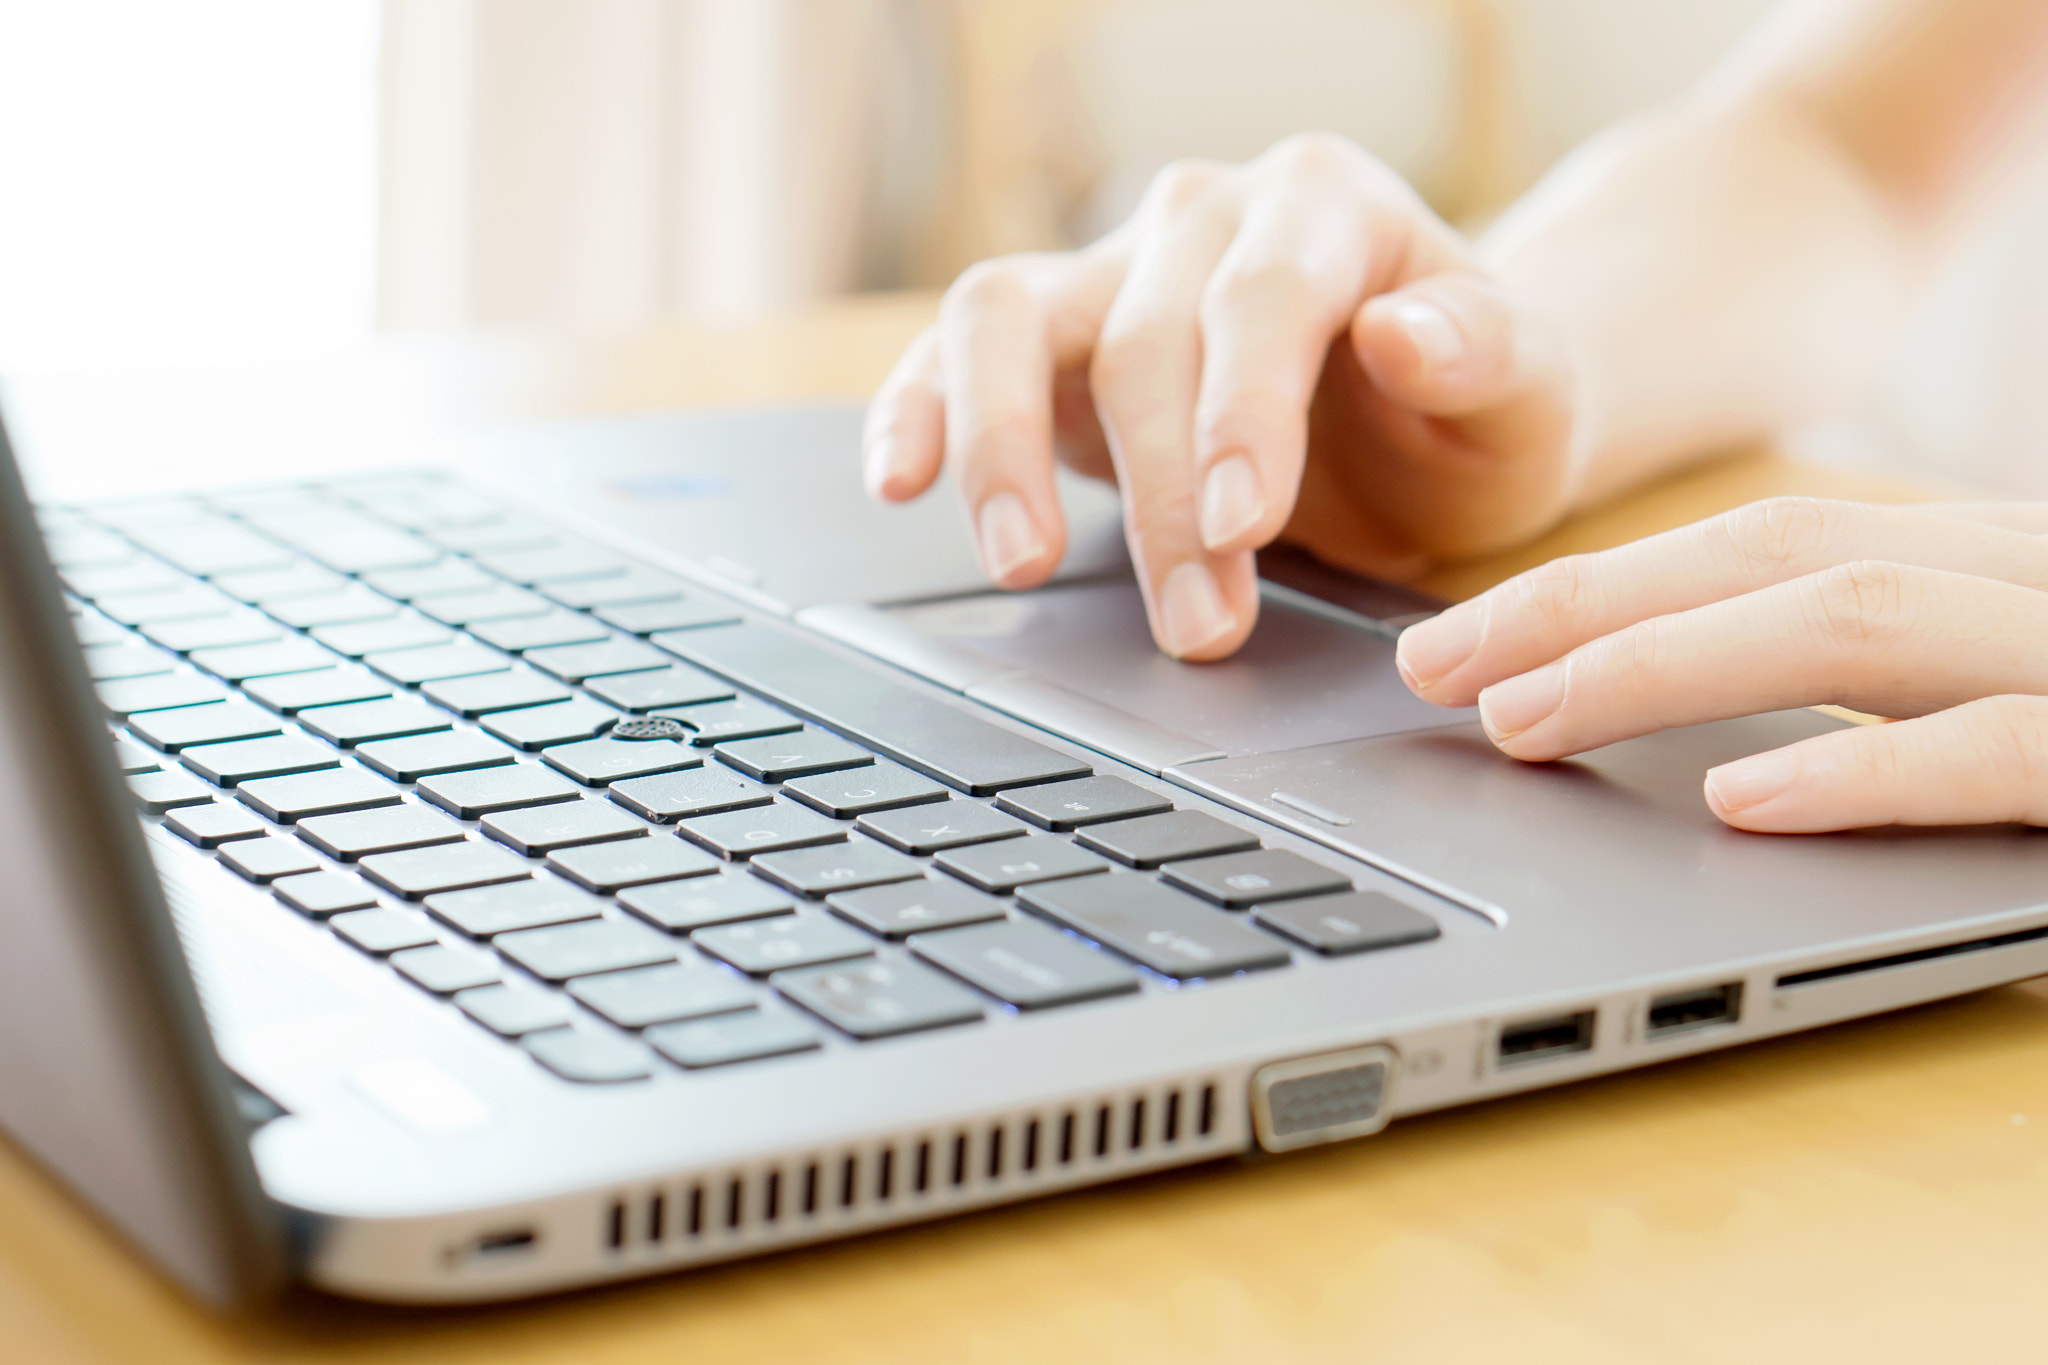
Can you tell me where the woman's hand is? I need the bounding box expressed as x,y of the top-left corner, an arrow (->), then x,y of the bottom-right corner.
863,133 -> 1576,660
1395,496 -> 2048,832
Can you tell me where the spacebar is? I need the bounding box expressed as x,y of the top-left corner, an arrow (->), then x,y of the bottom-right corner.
662,624 -> 1092,796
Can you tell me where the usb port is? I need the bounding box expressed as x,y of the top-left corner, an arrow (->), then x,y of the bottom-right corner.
1496,1010 -> 1596,1066
470,1227 -> 538,1257
1646,983 -> 1742,1039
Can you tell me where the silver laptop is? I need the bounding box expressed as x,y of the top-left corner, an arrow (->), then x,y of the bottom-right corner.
7,400 -> 2048,1307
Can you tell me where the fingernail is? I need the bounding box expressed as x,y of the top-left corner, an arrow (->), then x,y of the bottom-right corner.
1478,663 -> 1563,742
1394,299 -> 1462,370
977,491 -> 1046,583
1159,561 -> 1236,658
1705,751 -> 1799,814
1396,607 -> 1481,691
1198,454 -> 1265,549
862,436 -> 895,498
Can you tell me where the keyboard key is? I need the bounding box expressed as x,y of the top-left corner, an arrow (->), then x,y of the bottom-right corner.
188,638 -> 335,683
297,697 -> 451,747
63,559 -> 184,599
237,768 -> 401,823
854,800 -> 1029,855
44,526 -> 136,568
250,511 -> 437,574
677,801 -> 845,860
523,1027 -> 654,1083
496,918 -> 676,981
164,802 -> 269,848
996,776 -> 1174,831
329,906 -> 439,954
72,612 -> 131,648
110,735 -> 162,774
1074,810 -> 1261,869
84,644 -> 175,682
692,910 -> 871,975
547,836 -> 719,893
910,917 -> 1140,1009
413,585 -> 553,627
781,761 -> 948,818
715,729 -> 874,783
218,836 -> 326,883
130,701 -> 282,752
481,800 -> 648,856
775,958 -> 983,1039
420,668 -> 573,717
619,872 -> 792,932
96,585 -> 240,626
542,736 -> 699,787
139,613 -> 283,653
310,613 -> 454,658
933,834 -> 1109,894
180,736 -> 339,787
416,764 -> 580,818
568,961 -> 753,1028
271,870 -> 379,917
457,982 -> 572,1036
751,841 -> 923,897
475,543 -> 627,585
646,1010 -> 818,1068
658,695 -> 801,745
586,665 -> 734,713
1251,892 -> 1440,955
425,515 -> 555,556
296,804 -> 467,860
241,666 -> 393,714
1018,876 -> 1291,979
522,638 -> 667,683
211,562 -> 348,604
391,942 -> 501,994
609,767 -> 770,822
826,879 -> 1008,940
130,769 -> 216,813
130,522 -> 293,576
542,568 -> 690,611
1159,849 -> 1352,908
98,673 -> 227,718
604,599 -> 742,635
469,610 -> 608,653
363,641 -> 511,686
356,731 -> 517,781
360,841 -> 531,899
427,877 -> 606,936
479,696 -> 622,750
262,586 -> 399,630
361,559 -> 497,601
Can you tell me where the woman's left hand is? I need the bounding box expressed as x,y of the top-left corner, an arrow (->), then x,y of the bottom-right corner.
1394,496 -> 2048,832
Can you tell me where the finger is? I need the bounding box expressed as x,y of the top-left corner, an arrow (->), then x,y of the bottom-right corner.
1399,498 -> 2048,706
1916,502 -> 2048,534
864,326 -> 945,501
1704,694 -> 2048,831
1475,562 -> 2048,761
1352,271 -> 1562,420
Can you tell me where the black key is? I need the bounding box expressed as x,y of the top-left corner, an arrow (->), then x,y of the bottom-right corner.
646,1010 -> 818,1068
664,625 -> 1093,794
188,638 -> 334,683
934,834 -> 1109,894
1252,892 -> 1440,955
84,644 -> 174,682
609,767 -> 770,822
693,910 -> 871,975
542,736 -> 700,787
363,641 -> 510,686
164,802 -> 270,848
360,840 -> 531,899
297,697 -> 451,747
480,696 -> 622,751
751,841 -> 924,897
618,872 -> 792,932
420,669 -> 573,718
98,673 -> 227,718
416,764 -> 580,819
211,562 -> 348,603
911,918 -> 1140,1009
585,665 -> 734,713
309,614 -> 452,658
140,613 -> 283,653
218,836 -> 326,884
1018,876 -> 1291,979
782,761 -> 950,818
237,768 -> 401,823
826,879 -> 1008,940
96,586 -> 237,627
1160,848 -> 1353,908
271,870 -> 379,917
481,800 -> 647,856
568,961 -> 753,1028
426,878 -> 605,936
715,730 -> 873,783
605,599 -> 742,635
496,918 -> 676,981
658,695 -> 800,745
356,731 -> 517,781
181,736 -> 339,786
469,610 -> 608,653
996,775 -> 1173,831
546,837 -> 719,893
413,585 -> 553,627
129,770 -> 216,813
296,804 -> 466,860
523,1027 -> 654,1084
262,586 -> 399,630
360,559 -> 495,600
457,983 -> 572,1036
543,569 -> 689,611
241,666 -> 393,714
855,800 -> 1028,854
1074,810 -> 1261,869
110,735 -> 162,774
677,801 -> 845,860
522,638 -> 667,683
330,907 -> 439,954
391,943 -> 501,994
130,701 -> 282,752
776,958 -> 983,1039
475,543 -> 627,585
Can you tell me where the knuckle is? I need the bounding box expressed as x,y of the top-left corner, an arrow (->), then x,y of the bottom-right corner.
1509,554 -> 1599,634
1262,130 -> 1362,180
1143,157 -> 1226,214
1807,560 -> 1909,646
1090,319 -> 1183,392
945,257 -> 1032,314
963,406 -> 1044,463
1721,496 -> 1848,577
1962,695 -> 2048,812
1200,254 -> 1312,323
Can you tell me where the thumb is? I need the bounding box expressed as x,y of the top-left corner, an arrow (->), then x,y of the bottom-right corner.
1352,271 -> 1566,420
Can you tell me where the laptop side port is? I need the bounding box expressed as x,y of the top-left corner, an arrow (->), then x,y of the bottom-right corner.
1496,1010 -> 1596,1066
1645,982 -> 1743,1039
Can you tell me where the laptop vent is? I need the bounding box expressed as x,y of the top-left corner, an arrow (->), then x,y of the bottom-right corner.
599,1079 -> 1229,1262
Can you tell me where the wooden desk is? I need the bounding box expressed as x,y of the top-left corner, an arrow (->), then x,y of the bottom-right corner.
6,298 -> 2042,1365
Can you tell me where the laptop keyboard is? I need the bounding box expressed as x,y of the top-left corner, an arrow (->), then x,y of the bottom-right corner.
38,476 -> 1442,1085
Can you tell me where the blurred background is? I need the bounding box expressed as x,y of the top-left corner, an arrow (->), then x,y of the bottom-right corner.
4,0 -> 2048,492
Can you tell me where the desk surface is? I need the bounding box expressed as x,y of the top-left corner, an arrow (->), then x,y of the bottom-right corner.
6,298 -> 2043,1365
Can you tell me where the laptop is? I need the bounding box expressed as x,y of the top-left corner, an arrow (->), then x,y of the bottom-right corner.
6,398 -> 2048,1307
